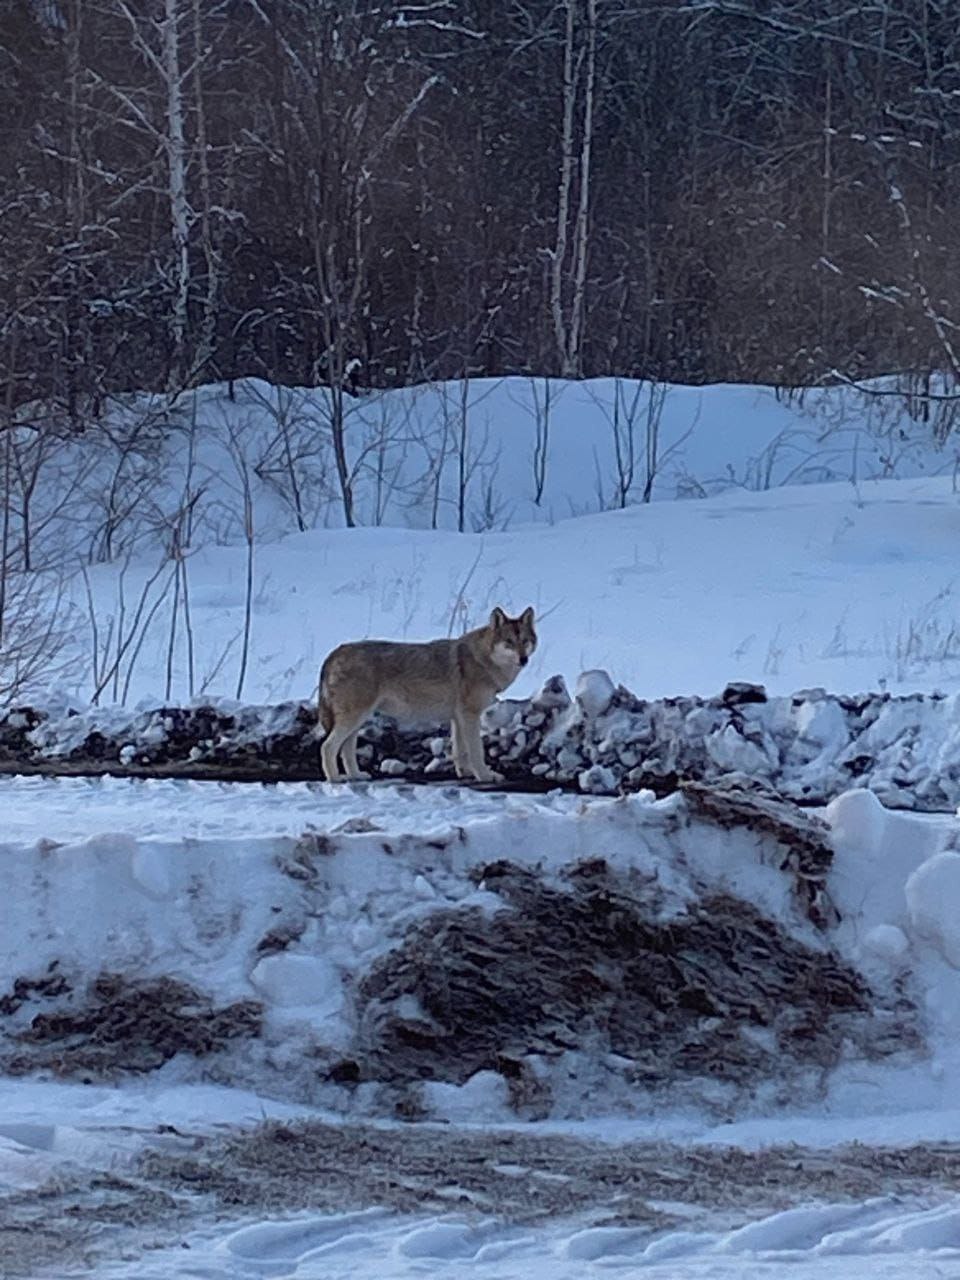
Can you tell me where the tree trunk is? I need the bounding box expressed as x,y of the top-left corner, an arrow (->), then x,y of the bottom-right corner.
162,0 -> 190,390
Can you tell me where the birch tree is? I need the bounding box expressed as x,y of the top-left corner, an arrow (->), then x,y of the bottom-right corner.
550,0 -> 598,378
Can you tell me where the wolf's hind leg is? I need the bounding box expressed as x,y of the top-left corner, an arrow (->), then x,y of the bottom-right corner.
450,719 -> 470,778
321,712 -> 367,783
341,730 -> 365,781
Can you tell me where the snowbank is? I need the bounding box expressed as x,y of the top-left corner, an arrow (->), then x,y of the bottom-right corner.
2,773 -> 954,1125
7,677 -> 960,810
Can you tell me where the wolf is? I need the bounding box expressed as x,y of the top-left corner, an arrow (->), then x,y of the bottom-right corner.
318,606 -> 537,783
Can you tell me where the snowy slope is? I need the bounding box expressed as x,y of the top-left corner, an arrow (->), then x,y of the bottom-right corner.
12,375 -> 958,563
59,473 -> 960,709
5,373 -> 959,709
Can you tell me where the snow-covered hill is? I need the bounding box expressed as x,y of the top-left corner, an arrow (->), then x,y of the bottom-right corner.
10,375 -> 958,559
4,373 -> 959,709
56,473 -> 960,710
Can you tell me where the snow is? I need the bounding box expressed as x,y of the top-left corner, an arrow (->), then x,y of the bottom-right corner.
423,1072 -> 512,1124
905,852 -> 960,968
13,375 -> 959,564
0,782 -> 703,1046
574,669 -> 616,718
8,376 -> 960,1277
859,924 -> 910,969
249,953 -> 344,1012
2,373 -> 956,711
4,773 -> 960,1277
88,1199 -> 960,1278
56,473 -> 960,710
0,774 -> 958,1126
0,772 -> 657,845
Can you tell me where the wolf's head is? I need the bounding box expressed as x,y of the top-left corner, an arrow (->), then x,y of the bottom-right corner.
487,606 -> 537,672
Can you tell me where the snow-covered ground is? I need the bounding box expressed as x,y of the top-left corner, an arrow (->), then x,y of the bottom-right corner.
3,776 -> 960,1276
6,375 -> 960,1278
97,1200 -> 960,1280
53,472 -> 960,709
5,373 -> 960,709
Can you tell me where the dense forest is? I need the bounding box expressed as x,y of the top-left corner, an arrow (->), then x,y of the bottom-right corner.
3,0 -> 960,418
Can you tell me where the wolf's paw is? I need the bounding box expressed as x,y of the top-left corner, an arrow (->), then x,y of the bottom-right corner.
474,768 -> 503,785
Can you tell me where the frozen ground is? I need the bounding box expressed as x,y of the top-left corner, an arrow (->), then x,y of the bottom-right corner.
6,1098 -> 960,1279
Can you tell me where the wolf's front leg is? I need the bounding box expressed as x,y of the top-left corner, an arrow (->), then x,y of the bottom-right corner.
458,712 -> 500,783
450,719 -> 472,779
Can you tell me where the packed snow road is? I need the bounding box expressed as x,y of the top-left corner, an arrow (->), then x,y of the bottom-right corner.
0,772 -> 577,842
5,1101 -> 960,1279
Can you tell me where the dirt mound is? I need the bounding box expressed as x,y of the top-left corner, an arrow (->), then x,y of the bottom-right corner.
2,973 -> 261,1076
354,858 -> 912,1113
681,780 -> 837,926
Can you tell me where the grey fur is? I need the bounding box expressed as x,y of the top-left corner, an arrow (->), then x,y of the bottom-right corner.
318,606 -> 537,781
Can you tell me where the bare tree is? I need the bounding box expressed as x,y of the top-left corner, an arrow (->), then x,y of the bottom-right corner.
222,417 -> 256,700
588,378 -> 677,507
550,0 -> 598,377
515,376 -> 564,506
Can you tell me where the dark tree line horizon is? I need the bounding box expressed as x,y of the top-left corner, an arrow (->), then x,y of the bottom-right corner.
3,0 -> 960,424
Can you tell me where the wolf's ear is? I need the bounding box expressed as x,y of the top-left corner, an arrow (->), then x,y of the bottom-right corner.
520,606 -> 535,627
489,606 -> 506,630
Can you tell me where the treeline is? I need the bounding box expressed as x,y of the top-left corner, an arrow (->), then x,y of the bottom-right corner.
3,0 -> 960,419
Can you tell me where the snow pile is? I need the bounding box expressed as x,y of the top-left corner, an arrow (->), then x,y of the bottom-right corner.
8,677 -> 960,811
1,773 -> 952,1124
